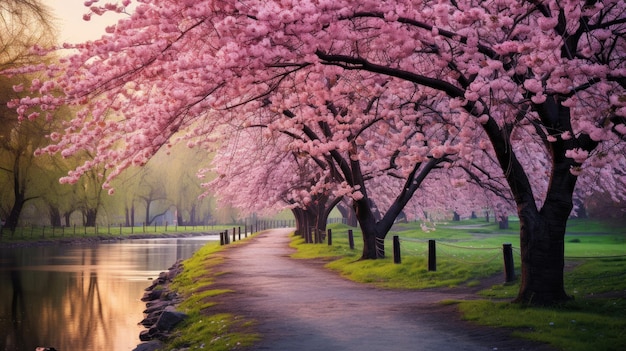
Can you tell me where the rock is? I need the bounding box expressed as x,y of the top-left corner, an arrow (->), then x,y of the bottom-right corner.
156,310 -> 188,332
135,261 -> 187,348
133,340 -> 163,351
141,289 -> 163,301
139,330 -> 153,342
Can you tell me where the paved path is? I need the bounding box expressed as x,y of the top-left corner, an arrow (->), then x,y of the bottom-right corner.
211,228 -> 554,351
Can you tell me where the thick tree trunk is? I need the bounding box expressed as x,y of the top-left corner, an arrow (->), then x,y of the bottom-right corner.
354,197 -> 385,259
515,202 -> 571,304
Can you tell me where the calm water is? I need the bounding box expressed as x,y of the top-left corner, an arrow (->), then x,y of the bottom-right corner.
0,235 -> 218,351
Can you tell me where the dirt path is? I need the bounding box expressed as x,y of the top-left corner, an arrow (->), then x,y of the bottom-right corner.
209,228 -> 555,351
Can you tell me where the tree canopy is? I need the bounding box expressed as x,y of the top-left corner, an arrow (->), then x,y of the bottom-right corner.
3,0 -> 625,304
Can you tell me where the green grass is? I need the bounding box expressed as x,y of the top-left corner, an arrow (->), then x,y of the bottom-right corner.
290,220 -> 626,351
0,224 -> 239,244
158,240 -> 260,351
457,299 -> 626,351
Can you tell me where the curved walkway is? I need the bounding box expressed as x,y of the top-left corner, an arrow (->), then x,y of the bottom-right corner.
210,228 -> 554,351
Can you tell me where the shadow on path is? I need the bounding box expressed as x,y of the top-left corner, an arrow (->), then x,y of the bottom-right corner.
210,228 -> 555,351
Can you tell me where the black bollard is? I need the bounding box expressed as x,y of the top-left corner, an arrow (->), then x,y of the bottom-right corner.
503,243 -> 516,282
428,240 -> 436,271
348,229 -> 355,250
393,235 -> 401,264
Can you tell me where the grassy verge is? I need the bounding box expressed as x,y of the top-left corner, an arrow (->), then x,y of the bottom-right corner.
0,224 -> 238,245
290,221 -> 626,351
157,240 -> 259,351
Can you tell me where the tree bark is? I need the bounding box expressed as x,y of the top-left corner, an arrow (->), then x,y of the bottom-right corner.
84,208 -> 97,227
48,204 -> 62,227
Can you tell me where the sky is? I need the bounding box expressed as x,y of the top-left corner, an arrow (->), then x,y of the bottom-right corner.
42,0 -> 128,43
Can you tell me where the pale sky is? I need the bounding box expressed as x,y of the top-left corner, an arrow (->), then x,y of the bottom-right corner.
43,0 -> 129,43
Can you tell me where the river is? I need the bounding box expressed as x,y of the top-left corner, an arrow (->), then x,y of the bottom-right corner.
0,235 -> 218,351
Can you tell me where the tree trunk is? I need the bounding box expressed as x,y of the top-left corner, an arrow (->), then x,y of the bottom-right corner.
48,205 -> 62,227
336,200 -> 358,227
84,208 -> 97,227
498,216 -> 509,229
354,197 -> 384,259
131,204 -> 135,227
5,194 -> 26,234
63,211 -> 72,227
189,204 -> 197,226
514,202 -> 570,304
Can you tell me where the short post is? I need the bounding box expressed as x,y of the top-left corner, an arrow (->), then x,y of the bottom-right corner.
503,243 -> 516,282
393,235 -> 401,264
238,226 -> 241,240
327,229 -> 332,246
232,227 -> 236,242
219,232 -> 225,245
348,229 -> 355,250
428,239 -> 436,271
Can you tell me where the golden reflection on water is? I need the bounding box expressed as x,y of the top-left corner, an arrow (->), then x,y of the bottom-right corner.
0,238 -> 213,350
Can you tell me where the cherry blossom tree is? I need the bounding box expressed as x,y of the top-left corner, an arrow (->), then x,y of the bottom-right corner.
308,1 -> 626,304
5,0 -> 624,305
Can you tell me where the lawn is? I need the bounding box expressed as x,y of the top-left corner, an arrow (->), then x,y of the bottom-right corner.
290,219 -> 626,351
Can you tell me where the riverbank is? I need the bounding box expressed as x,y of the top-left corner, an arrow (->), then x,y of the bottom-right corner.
0,231 -> 219,248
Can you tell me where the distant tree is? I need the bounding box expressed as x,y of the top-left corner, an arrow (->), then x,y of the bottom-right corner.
0,0 -> 54,233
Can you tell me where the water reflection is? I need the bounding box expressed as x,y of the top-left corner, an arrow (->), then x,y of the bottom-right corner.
0,236 -> 217,351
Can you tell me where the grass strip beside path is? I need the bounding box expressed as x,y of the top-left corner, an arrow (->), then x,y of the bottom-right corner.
159,240 -> 259,351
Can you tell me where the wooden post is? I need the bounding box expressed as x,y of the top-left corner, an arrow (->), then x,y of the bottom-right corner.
220,232 -> 225,245
393,235 -> 401,264
327,229 -> 332,246
503,243 -> 516,282
428,240 -> 436,271
348,229 -> 355,250
238,226 -> 241,240
232,227 -> 236,242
